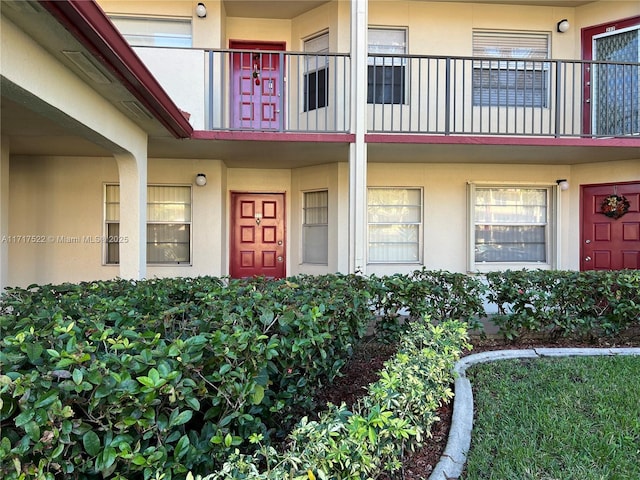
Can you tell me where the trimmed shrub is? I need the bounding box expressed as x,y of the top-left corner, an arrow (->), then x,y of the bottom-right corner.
485,269 -> 640,340
200,319 -> 471,480
0,275 -> 373,480
370,269 -> 487,341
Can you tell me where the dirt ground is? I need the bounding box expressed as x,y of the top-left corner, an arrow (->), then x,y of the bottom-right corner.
314,331 -> 640,480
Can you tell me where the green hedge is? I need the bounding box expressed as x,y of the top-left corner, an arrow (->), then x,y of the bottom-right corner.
0,275 -> 373,480
199,319 -> 471,480
369,268 -> 487,341
1,269 -> 638,480
485,269 -> 640,340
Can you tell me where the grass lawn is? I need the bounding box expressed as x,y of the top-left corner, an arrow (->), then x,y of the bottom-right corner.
463,356 -> 640,480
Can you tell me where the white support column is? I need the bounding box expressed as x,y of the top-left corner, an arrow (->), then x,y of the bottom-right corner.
349,0 -> 368,274
0,137 -> 9,291
115,151 -> 147,280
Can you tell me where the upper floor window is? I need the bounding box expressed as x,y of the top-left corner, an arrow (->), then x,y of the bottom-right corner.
470,185 -> 554,271
368,28 -> 407,104
472,31 -> 550,107
105,185 -> 192,265
110,16 -> 192,48
368,188 -> 422,263
303,32 -> 329,112
302,190 -> 328,264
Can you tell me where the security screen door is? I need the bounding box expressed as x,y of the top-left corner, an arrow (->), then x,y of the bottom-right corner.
582,17 -> 640,136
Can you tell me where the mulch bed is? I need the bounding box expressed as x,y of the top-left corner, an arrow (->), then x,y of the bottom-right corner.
313,331 -> 640,480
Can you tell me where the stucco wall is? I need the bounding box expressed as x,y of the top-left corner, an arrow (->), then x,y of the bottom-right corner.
8,156 -> 119,287
7,156 -> 229,287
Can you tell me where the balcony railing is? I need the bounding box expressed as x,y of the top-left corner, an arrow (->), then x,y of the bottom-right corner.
134,47 -> 639,138
367,54 -> 639,137
205,49 -> 351,133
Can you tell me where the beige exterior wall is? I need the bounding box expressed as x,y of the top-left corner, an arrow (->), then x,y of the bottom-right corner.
8,156 -> 119,286
7,156 -> 229,287
290,162 -> 350,275
0,137 -> 10,291
367,162 -> 572,275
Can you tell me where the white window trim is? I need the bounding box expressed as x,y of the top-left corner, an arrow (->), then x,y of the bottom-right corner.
367,186 -> 423,265
367,27 -> 409,105
302,31 -> 330,113
103,183 -> 194,267
467,182 -> 559,273
472,30 -> 551,109
109,15 -> 193,48
301,189 -> 329,265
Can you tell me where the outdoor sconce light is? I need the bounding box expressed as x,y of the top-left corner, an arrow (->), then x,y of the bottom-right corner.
196,2 -> 207,18
556,179 -> 569,191
557,19 -> 570,33
195,173 -> 207,186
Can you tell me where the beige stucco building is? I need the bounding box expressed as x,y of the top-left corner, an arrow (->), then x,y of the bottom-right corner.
1,0 -> 639,289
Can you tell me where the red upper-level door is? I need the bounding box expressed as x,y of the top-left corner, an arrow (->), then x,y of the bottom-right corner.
230,40 -> 285,130
581,16 -> 640,136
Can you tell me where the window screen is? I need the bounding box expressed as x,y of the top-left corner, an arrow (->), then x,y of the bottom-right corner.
368,28 -> 407,104
472,31 -> 550,107
302,190 -> 328,264
368,188 -> 422,263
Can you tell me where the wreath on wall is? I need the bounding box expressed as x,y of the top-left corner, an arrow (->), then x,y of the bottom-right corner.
600,194 -> 630,219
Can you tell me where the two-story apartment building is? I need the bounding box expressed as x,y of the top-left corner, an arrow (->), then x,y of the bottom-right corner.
1,0 -> 638,289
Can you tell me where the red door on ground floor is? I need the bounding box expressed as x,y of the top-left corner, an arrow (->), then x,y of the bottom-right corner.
581,182 -> 640,270
230,192 -> 286,278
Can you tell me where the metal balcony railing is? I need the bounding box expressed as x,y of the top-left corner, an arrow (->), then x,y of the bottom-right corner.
134,47 -> 638,138
205,49 -> 351,133
366,54 -> 639,138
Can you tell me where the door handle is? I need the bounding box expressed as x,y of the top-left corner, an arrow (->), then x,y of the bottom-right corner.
585,239 -> 591,244
585,256 -> 592,262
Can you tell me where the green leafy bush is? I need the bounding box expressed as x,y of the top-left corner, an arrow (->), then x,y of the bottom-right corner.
201,319 -> 471,480
0,275 -> 373,480
370,269 -> 487,341
485,269 -> 640,340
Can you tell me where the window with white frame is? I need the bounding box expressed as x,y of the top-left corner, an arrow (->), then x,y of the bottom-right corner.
368,28 -> 407,104
470,185 -> 553,269
303,32 -> 329,112
302,190 -> 328,264
368,188 -> 422,263
104,185 -> 192,265
109,16 -> 192,48
472,31 -> 550,107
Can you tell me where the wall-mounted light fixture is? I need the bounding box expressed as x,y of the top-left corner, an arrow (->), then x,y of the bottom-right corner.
557,19 -> 570,33
556,179 -> 569,191
195,173 -> 207,186
196,2 -> 207,18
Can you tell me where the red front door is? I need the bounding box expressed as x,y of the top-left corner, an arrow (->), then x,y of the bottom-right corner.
230,192 -> 286,278
581,182 -> 640,270
230,41 -> 285,130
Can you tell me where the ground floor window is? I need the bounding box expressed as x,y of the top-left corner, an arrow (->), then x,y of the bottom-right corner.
470,184 -> 554,270
104,184 -> 192,265
368,187 -> 422,263
302,190 -> 328,264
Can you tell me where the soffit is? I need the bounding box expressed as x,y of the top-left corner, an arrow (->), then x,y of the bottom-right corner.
1,0 -> 189,144
221,0 -> 594,19
223,1 -> 330,19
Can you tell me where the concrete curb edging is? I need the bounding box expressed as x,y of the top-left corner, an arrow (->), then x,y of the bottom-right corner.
428,347 -> 640,480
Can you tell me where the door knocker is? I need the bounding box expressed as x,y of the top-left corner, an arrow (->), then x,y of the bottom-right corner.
252,53 -> 261,86
255,213 -> 262,225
